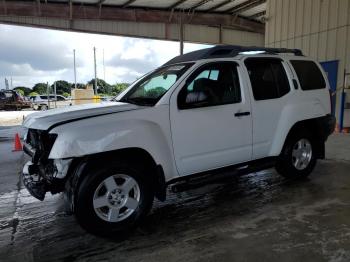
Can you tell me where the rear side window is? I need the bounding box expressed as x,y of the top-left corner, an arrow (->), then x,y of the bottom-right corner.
57,96 -> 65,101
245,58 -> 290,100
290,60 -> 326,90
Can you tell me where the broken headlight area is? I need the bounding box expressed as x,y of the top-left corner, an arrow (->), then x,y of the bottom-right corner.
24,129 -> 57,165
22,129 -> 72,201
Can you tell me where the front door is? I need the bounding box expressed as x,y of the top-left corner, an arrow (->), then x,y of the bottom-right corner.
170,61 -> 252,176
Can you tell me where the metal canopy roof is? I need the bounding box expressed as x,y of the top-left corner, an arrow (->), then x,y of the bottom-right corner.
0,0 -> 265,45
30,0 -> 267,23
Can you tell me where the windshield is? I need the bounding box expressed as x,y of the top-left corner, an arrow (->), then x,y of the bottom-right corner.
119,63 -> 193,106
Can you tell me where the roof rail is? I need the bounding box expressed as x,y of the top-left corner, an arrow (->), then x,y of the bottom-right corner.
163,45 -> 303,66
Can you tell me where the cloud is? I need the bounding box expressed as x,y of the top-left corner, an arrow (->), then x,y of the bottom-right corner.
0,27 -> 73,71
106,50 -> 158,76
0,24 -> 210,89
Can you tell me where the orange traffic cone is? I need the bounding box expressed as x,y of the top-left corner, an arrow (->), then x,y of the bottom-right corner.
13,133 -> 23,152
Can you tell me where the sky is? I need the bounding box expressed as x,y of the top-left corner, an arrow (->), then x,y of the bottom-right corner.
0,24 -> 209,89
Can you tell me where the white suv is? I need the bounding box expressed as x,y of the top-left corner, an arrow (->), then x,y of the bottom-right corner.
22,45 -> 335,235
31,95 -> 72,110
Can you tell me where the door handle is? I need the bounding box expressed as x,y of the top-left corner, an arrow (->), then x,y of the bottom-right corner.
234,111 -> 250,117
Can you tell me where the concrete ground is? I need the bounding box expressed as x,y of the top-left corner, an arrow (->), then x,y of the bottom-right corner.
0,110 -> 35,126
1,126 -> 350,262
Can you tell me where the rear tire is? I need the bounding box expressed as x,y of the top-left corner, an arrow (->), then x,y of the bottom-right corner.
40,105 -> 48,111
275,131 -> 318,179
75,162 -> 154,236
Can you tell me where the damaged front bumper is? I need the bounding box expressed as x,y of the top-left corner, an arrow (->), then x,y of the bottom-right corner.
22,161 -> 47,201
22,158 -> 72,201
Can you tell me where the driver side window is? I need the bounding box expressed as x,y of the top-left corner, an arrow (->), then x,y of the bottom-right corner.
178,62 -> 241,109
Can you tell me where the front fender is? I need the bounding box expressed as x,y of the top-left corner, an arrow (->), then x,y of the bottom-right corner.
48,108 -> 177,181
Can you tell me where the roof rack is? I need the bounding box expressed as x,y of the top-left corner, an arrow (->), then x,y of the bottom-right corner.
163,45 -> 303,66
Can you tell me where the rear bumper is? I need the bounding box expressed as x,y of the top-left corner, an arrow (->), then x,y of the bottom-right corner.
318,114 -> 336,140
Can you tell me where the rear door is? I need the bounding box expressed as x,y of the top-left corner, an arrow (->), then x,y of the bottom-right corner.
170,61 -> 253,176
243,57 -> 293,159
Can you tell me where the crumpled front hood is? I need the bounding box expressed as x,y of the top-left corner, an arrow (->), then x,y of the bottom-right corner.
23,102 -> 140,130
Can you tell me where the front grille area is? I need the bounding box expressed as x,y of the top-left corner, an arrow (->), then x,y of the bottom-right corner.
26,129 -> 40,149
25,129 -> 57,164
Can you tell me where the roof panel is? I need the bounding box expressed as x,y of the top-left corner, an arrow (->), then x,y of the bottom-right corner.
72,0 -> 98,3
102,0 -> 130,6
215,0 -> 247,12
195,0 -> 232,11
32,0 -> 266,22
176,0 -> 204,10
129,0 -> 178,8
239,3 -> 266,16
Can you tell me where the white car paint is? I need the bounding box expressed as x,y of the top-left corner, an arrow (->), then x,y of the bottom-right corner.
22,54 -> 331,183
169,60 -> 253,175
23,102 -> 140,130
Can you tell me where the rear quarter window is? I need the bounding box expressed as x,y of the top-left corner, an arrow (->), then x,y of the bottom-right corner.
290,60 -> 326,90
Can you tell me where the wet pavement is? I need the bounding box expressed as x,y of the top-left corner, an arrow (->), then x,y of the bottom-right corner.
1,126 -> 350,262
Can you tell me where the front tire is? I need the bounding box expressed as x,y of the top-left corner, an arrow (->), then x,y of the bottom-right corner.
75,162 -> 154,236
275,131 -> 318,179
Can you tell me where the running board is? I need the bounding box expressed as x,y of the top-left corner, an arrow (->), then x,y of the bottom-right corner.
170,157 -> 277,193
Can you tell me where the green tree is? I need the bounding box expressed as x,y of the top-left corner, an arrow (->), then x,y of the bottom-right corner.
51,80 -> 71,95
32,83 -> 48,94
14,86 -> 32,96
88,78 -> 112,94
15,89 -> 25,96
29,91 -> 39,97
62,92 -> 70,98
112,83 -> 129,95
71,83 -> 86,89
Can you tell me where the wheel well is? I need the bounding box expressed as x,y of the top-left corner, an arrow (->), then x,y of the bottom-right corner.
68,148 -> 167,204
283,118 -> 325,158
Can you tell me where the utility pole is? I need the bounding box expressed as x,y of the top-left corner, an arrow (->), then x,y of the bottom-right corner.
46,82 -> 50,109
73,49 -> 77,89
54,81 -> 57,109
179,13 -> 184,55
93,47 -> 97,95
5,78 -> 9,90
103,48 -> 106,82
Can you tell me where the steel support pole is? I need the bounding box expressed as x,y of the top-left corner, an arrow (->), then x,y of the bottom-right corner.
54,81 -> 57,109
179,15 -> 184,55
339,70 -> 349,132
94,47 -> 97,95
46,82 -> 50,109
73,49 -> 77,89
